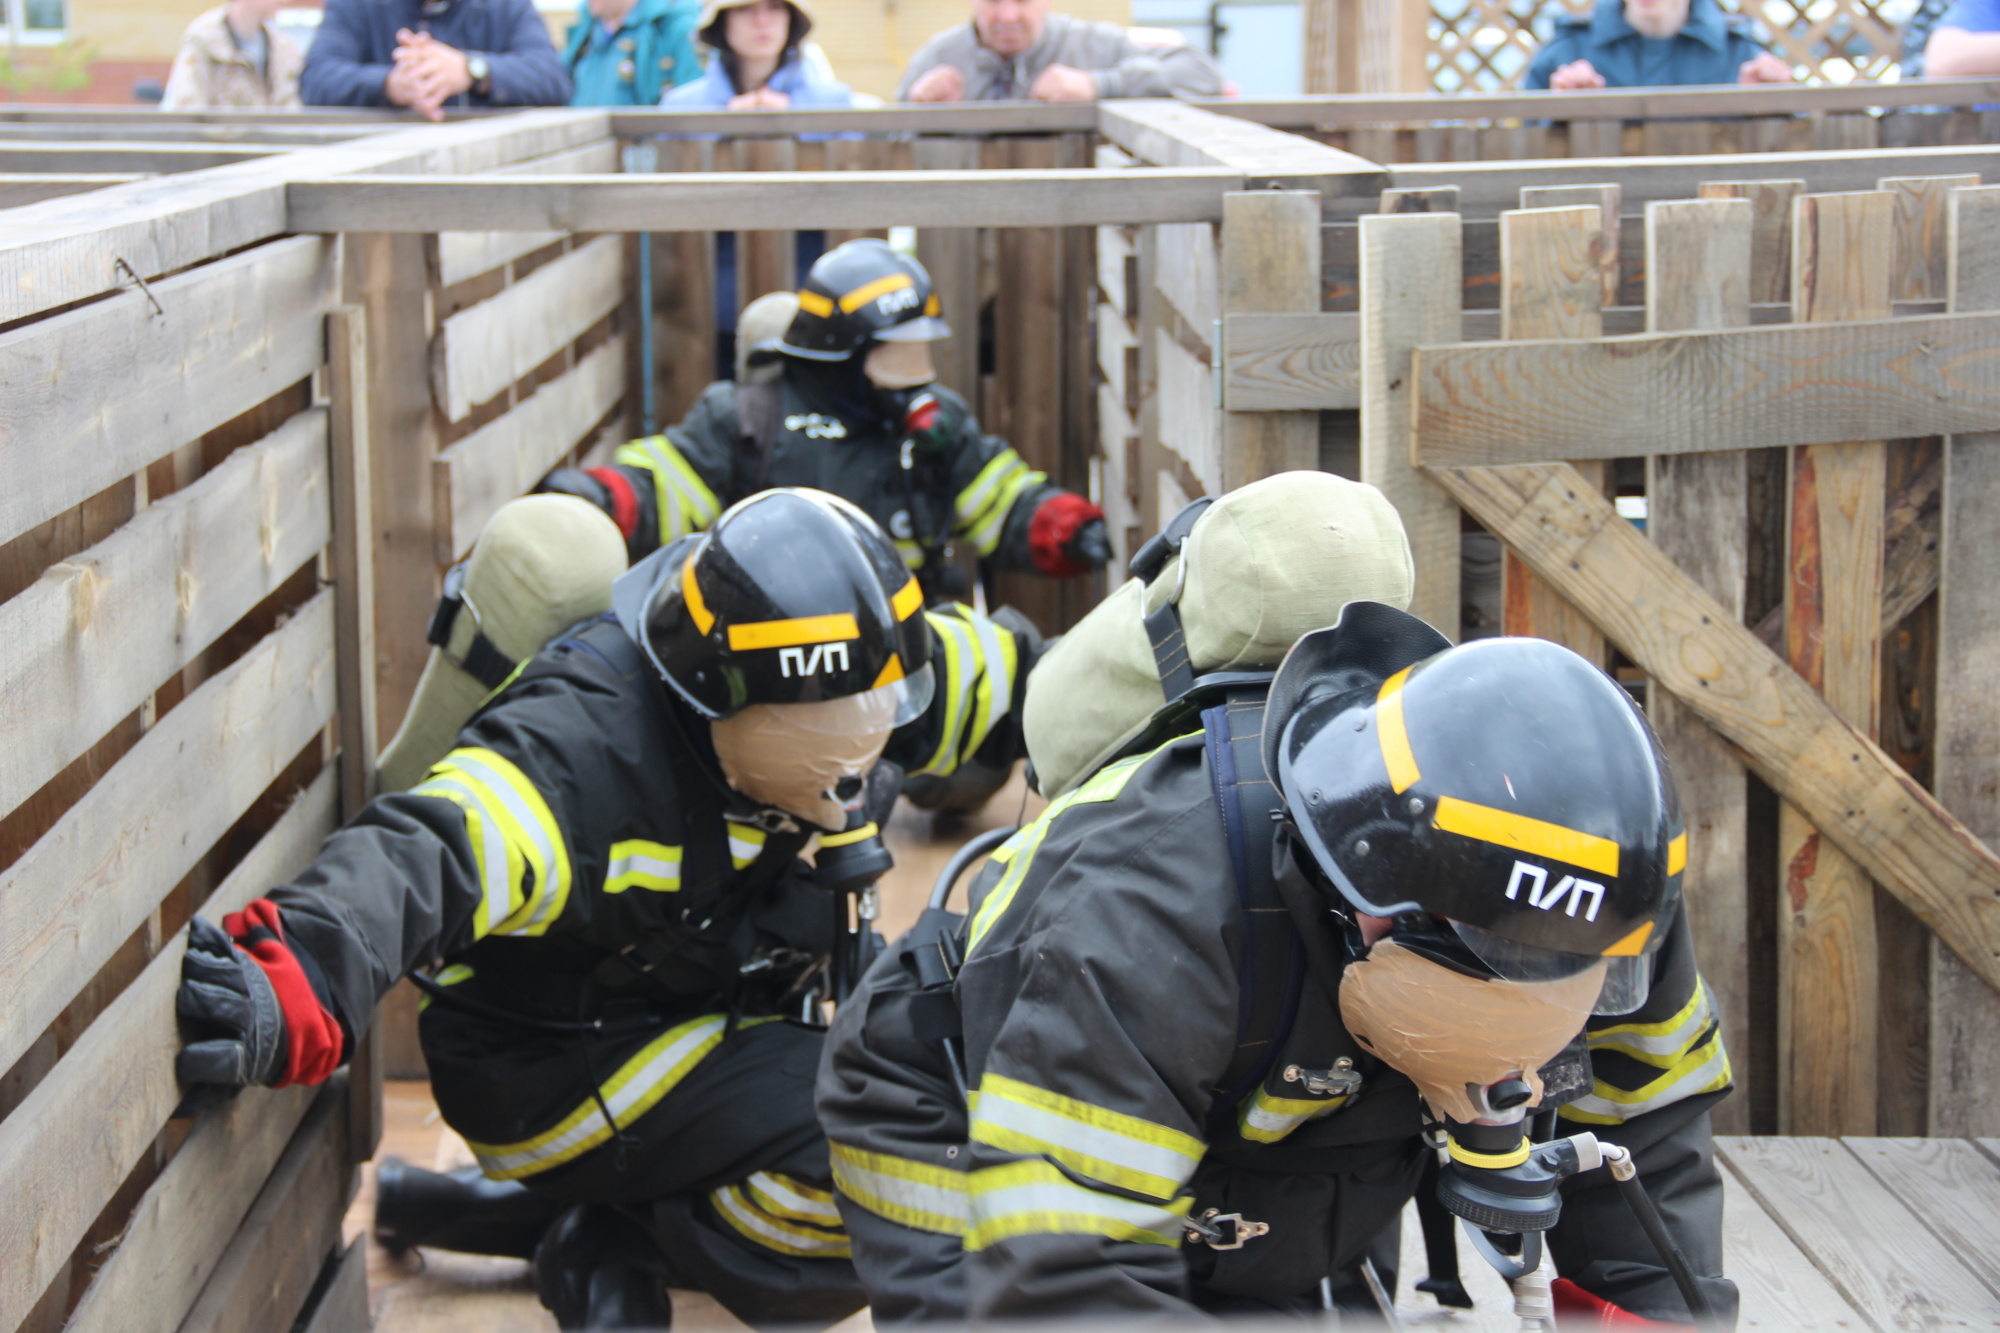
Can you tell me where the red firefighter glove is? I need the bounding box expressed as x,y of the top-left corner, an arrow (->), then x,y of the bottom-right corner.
537,466 -> 639,541
175,899 -> 344,1099
1551,1278 -> 1695,1331
1028,493 -> 1109,577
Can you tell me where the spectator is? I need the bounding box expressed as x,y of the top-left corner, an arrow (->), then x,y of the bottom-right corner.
897,0 -> 1223,102
1925,0 -> 2000,75
564,0 -> 702,105
301,0 -> 572,118
1525,0 -> 1791,89
664,0 -> 854,108
160,0 -> 304,109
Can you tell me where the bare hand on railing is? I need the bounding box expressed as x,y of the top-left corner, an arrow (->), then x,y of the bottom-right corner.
1029,62 -> 1098,103
1736,51 -> 1793,84
1549,58 -> 1606,90
387,28 -> 475,122
907,64 -> 966,102
729,86 -> 794,109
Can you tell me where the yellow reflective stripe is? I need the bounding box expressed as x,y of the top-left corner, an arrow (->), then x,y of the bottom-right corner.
1668,832 -> 1688,875
747,1171 -> 843,1225
1558,1039 -> 1732,1126
1433,795 -> 1622,879
956,452 -> 1027,528
712,1183 -> 852,1257
728,613 -> 860,651
838,270 -> 913,313
418,963 -> 476,1012
797,289 -> 834,317
468,1014 -> 729,1179
966,1160 -> 1190,1251
893,538 -> 924,568
412,780 -> 521,938
682,556 -> 714,634
726,821 -> 768,871
964,608 -> 1018,764
1236,1086 -> 1347,1145
971,1073 -> 1203,1200
443,748 -> 573,936
1589,978 -> 1714,1067
615,436 -> 721,541
1375,667 -> 1422,793
965,748 -> 1160,954
892,578 -> 924,621
830,1142 -> 969,1236
961,456 -> 1045,558
919,610 -> 978,776
605,838 -> 682,894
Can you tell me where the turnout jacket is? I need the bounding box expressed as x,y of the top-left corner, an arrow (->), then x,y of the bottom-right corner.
602,377 -> 1065,581
266,603 -> 1025,1180
818,723 -> 1738,1322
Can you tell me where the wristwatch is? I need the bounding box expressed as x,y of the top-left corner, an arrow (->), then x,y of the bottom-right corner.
466,53 -> 491,95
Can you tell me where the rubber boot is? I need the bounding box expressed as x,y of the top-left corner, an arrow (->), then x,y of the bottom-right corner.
533,1204 -> 675,1331
373,1157 -> 565,1259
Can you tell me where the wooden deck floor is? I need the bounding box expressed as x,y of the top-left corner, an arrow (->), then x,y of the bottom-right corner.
348,781 -> 2000,1331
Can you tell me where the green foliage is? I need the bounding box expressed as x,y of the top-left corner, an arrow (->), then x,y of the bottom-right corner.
0,37 -> 96,96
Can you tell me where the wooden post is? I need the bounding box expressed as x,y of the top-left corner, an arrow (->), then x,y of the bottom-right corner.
1498,204 -> 1606,665
733,137 -> 797,317
1931,183 -> 2000,1136
1520,184 -> 1621,309
1304,0 -> 1429,92
1697,180 -> 1805,307
326,306 -> 377,822
913,138 -> 982,409
1643,197 -> 1754,1134
656,138 -> 717,420
1220,191 -> 1321,490
1881,173 -> 1982,302
1778,190 -> 1892,1136
1358,212 -> 1461,639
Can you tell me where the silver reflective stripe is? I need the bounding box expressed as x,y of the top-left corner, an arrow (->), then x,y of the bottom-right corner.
605,849 -> 680,890
974,1090 -> 1197,1191
451,750 -> 566,932
830,1145 -> 970,1235
713,1187 -> 849,1255
416,776 -> 515,932
1590,982 -> 1713,1061
968,1166 -> 1186,1249
748,1171 -> 841,1223
1564,1042 -> 1730,1123
966,607 -> 1012,739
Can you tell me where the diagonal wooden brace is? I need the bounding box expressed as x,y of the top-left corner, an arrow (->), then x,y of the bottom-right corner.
1429,460 -> 2000,994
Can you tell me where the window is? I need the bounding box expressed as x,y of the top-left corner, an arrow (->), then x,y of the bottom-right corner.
4,0 -> 66,44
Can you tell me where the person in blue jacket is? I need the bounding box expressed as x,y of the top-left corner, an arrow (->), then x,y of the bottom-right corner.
302,0 -> 573,115
1524,0 -> 1792,89
663,0 -> 854,109
565,0 -> 703,105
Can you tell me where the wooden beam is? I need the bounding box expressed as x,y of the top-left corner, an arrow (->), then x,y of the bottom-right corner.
1154,221 -> 1220,343
1716,1157 -> 1871,1326
1220,191 -> 1322,488
434,334 -> 626,561
0,235 -> 336,549
295,1240 -> 370,1333
1882,173 -> 1981,302
1428,460 -> 2000,995
1843,1137 -> 2000,1293
1498,204 -> 1606,666
914,137 -> 983,405
1156,328 -> 1220,496
430,233 -> 622,422
1696,179 -> 1804,306
327,309 -> 378,820
1776,189 -> 1891,1137
611,103 -> 1098,137
1359,212 -> 1461,639
1411,311 -> 2000,467
433,138 -> 619,288
1096,100 -> 1384,195
1519,184 -> 1620,308
1644,196 -> 1754,1135
0,407 -> 330,825
51,771 -> 337,1333
0,172 -> 142,206
0,141 -> 286,174
1221,311 -> 1360,410
1932,183 -> 2000,1137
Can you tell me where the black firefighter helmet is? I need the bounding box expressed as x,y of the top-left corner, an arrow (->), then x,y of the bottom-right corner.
780,238 -> 951,362
1264,603 -> 1683,1014
614,488 -> 933,721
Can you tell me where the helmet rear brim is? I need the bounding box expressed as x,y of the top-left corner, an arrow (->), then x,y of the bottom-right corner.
872,316 -> 952,343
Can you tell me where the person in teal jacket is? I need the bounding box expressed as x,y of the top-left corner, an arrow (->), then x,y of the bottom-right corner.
1525,0 -> 1791,88
565,0 -> 702,106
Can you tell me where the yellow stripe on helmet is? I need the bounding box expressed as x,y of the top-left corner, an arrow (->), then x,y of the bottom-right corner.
682,557 -> 714,634
727,613 -> 860,651
839,271 -> 913,313
1433,795 -> 1622,879
797,289 -> 834,317
1375,667 -> 1422,794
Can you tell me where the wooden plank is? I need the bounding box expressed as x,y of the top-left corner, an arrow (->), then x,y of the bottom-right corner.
914,137 -> 983,406
1778,189 -> 1891,1137
1718,1137 -> 2000,1327
0,235 -> 335,549
1155,220 -> 1220,340
56,771 -> 339,1333
1097,222 -> 1136,323
1219,190 -> 1322,488
1358,212 -> 1461,640
1410,311 -> 2000,467
1520,183 -> 1620,308
1932,183 -> 2000,1136
0,109 -> 605,326
431,233 -> 622,422
435,333 -> 627,560
1697,180 -> 1805,305
1156,329 -> 1220,495
733,136 -> 799,322
1426,460 -> 2000,996
176,1076 -> 355,1333
0,141 -> 285,173
287,168 -> 1250,235
1381,186 -> 1459,213
327,308 -> 378,820
1498,204 -> 1604,666
1881,173 -> 1981,303
1096,98 -> 1384,195
0,592 -> 337,1083
435,138 -> 620,288
1221,311 -> 1361,410
1715,1151 -> 1871,1329
296,1239 -> 370,1333
653,138 -> 717,428
611,103 -> 1098,137
0,408 -> 331,824
1645,196 -> 1754,1135
1098,300 -> 1138,416
0,172 -> 142,206
1845,1137 -> 2000,1293
1,766 -> 336,1333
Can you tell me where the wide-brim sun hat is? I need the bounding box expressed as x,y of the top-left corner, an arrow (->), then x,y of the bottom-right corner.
697,0 -> 814,50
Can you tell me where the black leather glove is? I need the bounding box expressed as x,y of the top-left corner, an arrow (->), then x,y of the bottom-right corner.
1063,517 -> 1112,569
176,915 -> 287,1100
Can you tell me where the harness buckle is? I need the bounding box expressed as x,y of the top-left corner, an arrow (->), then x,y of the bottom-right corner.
1283,1058 -> 1364,1098
1186,1209 -> 1270,1251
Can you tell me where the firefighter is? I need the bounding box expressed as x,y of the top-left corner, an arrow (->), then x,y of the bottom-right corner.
173,489 -> 1030,1330
539,237 -> 1111,600
817,608 -> 1739,1326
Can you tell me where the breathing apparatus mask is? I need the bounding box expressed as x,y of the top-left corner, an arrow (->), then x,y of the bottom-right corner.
1265,607 -> 1684,1234
710,674 -> 931,830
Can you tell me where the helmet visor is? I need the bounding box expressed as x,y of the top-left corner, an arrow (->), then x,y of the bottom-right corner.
1449,919 -> 1652,1016
873,315 -> 952,343
751,663 -> 935,736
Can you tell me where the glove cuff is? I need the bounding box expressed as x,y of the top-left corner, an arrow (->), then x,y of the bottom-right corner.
224,900 -> 346,1087
1028,492 -> 1104,577
1550,1277 -> 1693,1331
585,466 -> 640,540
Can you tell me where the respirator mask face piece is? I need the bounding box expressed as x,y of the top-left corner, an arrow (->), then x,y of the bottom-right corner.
709,672 -> 930,829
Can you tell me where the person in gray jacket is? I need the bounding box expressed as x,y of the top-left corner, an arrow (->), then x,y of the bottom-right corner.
898,0 -> 1222,102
